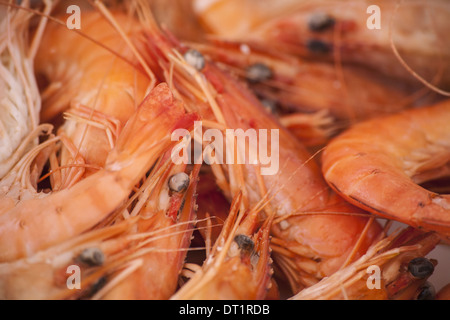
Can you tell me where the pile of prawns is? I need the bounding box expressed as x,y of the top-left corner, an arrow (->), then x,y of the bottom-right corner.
1,0 -> 450,300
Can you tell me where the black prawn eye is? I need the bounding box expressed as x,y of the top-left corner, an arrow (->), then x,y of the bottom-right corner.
408,257 -> 435,279
233,234 -> 255,254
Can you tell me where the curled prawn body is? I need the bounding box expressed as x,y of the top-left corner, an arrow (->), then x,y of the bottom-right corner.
36,9 -> 150,123
35,9 -> 152,178
322,99 -> 450,238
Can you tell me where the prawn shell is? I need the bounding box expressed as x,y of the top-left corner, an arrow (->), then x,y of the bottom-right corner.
322,100 -> 450,237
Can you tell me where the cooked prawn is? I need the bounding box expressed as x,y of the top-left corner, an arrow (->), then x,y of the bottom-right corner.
135,3 -> 383,294
0,83 -> 196,262
0,1 -> 200,300
171,192 -> 274,300
2,0 -> 446,301
0,157 -> 200,300
179,60 -> 383,293
35,8 -> 153,182
193,40 -> 419,124
195,0 -> 450,89
0,218 -> 134,299
101,163 -> 201,300
322,99 -> 450,238
292,227 -> 440,300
